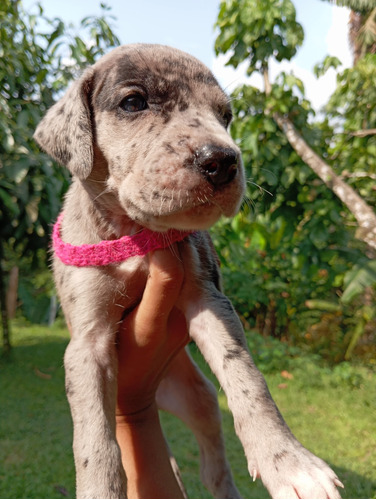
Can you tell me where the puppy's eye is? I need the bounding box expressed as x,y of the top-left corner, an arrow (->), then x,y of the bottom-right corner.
120,94 -> 148,113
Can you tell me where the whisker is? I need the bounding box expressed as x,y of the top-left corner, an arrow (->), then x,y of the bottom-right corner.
92,187 -> 111,203
158,230 -> 183,261
87,179 -> 107,184
159,187 -> 168,215
246,179 -> 273,198
168,188 -> 175,213
259,168 -> 277,183
242,196 -> 255,213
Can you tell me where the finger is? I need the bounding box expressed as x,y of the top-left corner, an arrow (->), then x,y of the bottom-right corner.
166,307 -> 190,351
148,244 -> 184,290
132,245 -> 184,332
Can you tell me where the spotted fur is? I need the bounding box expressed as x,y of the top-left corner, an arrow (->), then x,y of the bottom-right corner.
34,44 -> 342,499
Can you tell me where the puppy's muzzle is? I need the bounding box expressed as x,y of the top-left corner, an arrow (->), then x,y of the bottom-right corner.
195,144 -> 239,187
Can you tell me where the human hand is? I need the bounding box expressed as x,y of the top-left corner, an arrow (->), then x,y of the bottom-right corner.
115,246 -> 189,498
116,245 -> 190,417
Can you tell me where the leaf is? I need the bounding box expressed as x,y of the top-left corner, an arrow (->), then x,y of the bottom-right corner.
309,225 -> 329,249
314,56 -> 342,78
341,260 -> 376,304
344,320 -> 365,361
0,187 -> 19,215
305,300 -> 341,312
74,36 -> 87,54
46,21 -> 65,48
34,368 -> 52,380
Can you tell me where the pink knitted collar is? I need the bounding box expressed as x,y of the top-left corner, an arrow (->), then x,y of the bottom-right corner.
52,213 -> 191,267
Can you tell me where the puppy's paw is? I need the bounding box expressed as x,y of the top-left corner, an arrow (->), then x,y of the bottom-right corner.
255,445 -> 343,499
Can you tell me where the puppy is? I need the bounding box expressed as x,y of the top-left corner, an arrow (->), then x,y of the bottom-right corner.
34,43 -> 342,499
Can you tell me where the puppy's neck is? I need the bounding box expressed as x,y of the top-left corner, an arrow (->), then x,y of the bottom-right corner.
53,212 -> 191,267
62,179 -> 142,245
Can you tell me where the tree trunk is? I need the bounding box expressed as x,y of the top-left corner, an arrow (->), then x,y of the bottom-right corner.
0,241 -> 11,353
274,114 -> 376,251
262,67 -> 376,252
6,266 -> 18,319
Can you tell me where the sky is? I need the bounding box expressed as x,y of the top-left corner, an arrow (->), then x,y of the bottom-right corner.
23,0 -> 352,111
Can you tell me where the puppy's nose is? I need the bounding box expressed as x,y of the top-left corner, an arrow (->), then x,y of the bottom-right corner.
195,145 -> 239,186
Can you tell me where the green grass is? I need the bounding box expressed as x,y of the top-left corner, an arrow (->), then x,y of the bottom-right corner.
1,321 -> 375,498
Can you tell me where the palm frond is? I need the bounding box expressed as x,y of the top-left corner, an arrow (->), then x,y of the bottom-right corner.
324,0 -> 376,14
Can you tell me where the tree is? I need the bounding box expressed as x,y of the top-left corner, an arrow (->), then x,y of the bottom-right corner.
216,0 -> 376,252
0,0 -> 120,351
324,0 -> 376,64
213,0 -> 376,354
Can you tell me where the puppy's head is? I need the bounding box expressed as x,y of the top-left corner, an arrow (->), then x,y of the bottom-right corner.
34,44 -> 245,231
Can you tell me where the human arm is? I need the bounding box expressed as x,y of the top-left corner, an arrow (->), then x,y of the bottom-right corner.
115,246 -> 189,498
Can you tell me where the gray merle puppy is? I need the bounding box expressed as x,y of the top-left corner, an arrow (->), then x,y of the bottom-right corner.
34,44 -> 343,499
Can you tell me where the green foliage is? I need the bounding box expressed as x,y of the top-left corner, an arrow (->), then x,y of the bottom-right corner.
16,254 -> 55,324
327,0 -> 376,12
246,329 -> 304,372
326,55 -> 376,207
213,0 -> 376,359
341,258 -> 376,304
327,1 -> 376,64
0,0 -> 120,264
328,55 -> 376,131
211,78 -> 365,351
0,1 -> 120,334
215,0 -> 304,73
313,55 -> 342,77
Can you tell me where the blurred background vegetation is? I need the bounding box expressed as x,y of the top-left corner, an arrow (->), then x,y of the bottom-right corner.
2,0 -> 375,364
0,0 -> 120,348
0,0 -> 375,497
213,0 -> 376,366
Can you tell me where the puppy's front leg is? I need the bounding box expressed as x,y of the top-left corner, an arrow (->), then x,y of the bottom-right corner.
185,285 -> 342,499
64,325 -> 126,498
157,348 -> 240,499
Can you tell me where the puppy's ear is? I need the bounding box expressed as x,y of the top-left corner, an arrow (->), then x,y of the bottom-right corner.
34,68 -> 95,180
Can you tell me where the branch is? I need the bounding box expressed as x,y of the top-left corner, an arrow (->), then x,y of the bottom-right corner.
262,65 -> 376,250
341,171 -> 376,180
350,128 -> 376,137
262,65 -> 272,96
273,114 -> 376,251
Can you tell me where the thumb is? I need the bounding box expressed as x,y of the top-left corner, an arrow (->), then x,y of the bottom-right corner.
131,245 -> 184,333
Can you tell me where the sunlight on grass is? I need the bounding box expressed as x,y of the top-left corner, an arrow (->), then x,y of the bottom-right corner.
1,322 -> 375,498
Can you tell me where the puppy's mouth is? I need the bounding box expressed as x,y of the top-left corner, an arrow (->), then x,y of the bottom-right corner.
153,203 -> 223,232
120,181 -> 243,232
113,150 -> 245,231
